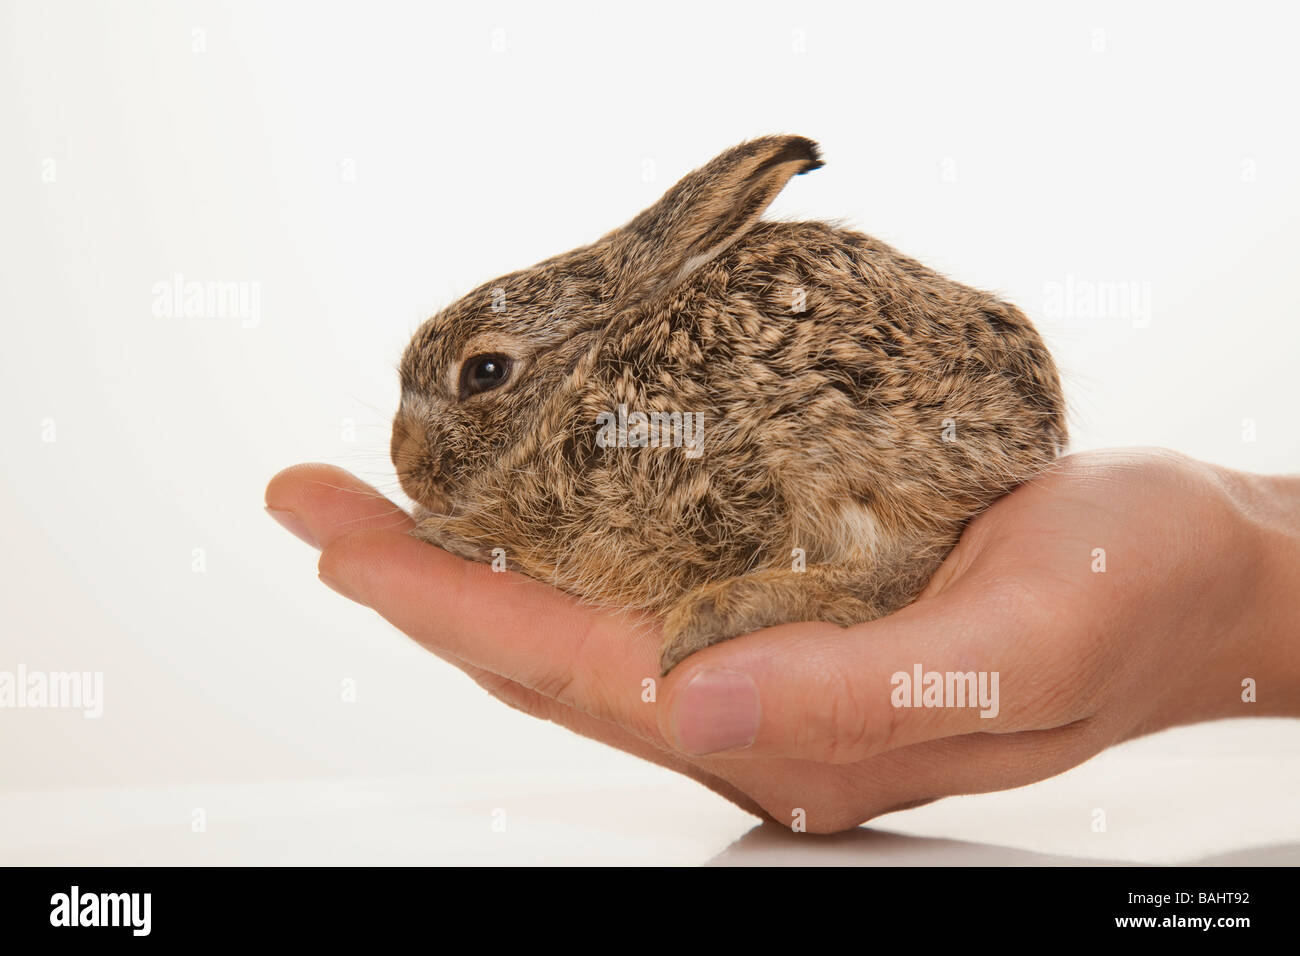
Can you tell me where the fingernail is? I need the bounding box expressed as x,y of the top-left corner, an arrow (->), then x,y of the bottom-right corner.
266,507 -> 317,548
318,570 -> 367,607
672,669 -> 760,754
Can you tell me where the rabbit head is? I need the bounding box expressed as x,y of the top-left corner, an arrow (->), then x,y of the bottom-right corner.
392,135 -> 823,528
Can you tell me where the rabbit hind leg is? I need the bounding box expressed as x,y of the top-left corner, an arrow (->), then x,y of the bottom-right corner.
658,564 -> 896,675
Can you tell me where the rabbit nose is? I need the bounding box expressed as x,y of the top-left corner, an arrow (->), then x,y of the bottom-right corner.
391,414 -> 452,514
391,416 -> 426,484
390,414 -> 417,470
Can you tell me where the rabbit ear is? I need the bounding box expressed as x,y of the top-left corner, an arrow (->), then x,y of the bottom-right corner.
609,135 -> 823,298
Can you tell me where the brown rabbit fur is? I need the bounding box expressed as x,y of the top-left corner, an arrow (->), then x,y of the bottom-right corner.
392,135 -> 1066,673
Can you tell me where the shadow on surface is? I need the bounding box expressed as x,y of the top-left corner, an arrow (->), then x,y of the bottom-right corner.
707,821 -> 1300,866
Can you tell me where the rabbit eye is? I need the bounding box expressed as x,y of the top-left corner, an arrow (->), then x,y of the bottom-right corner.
458,353 -> 512,399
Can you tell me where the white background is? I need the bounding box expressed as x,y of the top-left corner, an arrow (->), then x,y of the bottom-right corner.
2,0 -> 1297,864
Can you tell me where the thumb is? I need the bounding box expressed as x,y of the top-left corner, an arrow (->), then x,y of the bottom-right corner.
656,577 -> 1056,763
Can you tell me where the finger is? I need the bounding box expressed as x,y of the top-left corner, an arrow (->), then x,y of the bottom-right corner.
265,463 -> 413,547
317,528 -> 665,740
657,565 -> 1078,764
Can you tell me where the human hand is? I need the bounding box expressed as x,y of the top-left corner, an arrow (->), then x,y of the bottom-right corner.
265,449 -> 1300,833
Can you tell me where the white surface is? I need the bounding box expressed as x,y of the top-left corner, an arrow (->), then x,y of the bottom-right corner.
2,720 -> 1297,865
2,1 -> 1298,865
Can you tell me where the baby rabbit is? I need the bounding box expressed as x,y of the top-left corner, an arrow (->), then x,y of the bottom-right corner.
392,135 -> 1066,673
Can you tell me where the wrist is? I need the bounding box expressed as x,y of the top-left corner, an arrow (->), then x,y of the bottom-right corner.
1211,464 -> 1300,718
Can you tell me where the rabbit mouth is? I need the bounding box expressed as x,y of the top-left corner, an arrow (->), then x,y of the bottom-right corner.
408,488 -> 454,520
395,465 -> 454,518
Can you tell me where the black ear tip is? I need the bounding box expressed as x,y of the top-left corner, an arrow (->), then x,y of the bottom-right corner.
789,136 -> 824,174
